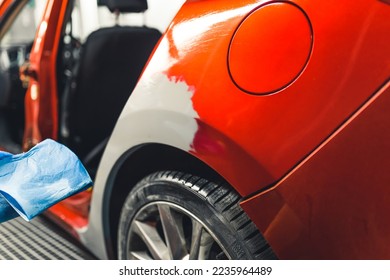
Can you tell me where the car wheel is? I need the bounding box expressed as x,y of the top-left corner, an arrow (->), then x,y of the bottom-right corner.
117,171 -> 275,260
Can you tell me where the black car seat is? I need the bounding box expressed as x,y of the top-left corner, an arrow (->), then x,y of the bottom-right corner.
61,0 -> 161,175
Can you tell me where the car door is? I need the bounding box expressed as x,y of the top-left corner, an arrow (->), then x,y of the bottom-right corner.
0,0 -> 46,152
22,0 -> 70,151
0,0 -> 70,152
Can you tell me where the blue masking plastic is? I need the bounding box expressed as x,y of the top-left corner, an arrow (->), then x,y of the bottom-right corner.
0,139 -> 92,223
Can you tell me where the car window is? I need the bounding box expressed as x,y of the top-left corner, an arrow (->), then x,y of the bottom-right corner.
0,0 -> 46,47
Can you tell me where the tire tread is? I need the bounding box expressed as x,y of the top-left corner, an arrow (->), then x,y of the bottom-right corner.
141,171 -> 276,260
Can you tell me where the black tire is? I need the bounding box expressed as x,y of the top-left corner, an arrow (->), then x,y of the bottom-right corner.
117,171 -> 276,260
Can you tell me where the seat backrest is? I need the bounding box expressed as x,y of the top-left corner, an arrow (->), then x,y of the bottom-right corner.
63,0 -> 161,164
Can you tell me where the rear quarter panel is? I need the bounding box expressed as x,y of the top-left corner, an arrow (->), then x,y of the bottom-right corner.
85,0 -> 390,259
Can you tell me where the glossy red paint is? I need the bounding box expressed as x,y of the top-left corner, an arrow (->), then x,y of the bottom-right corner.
228,2 -> 313,94
165,0 -> 390,196
1,0 -> 389,260
47,191 -> 91,237
23,0 -> 67,150
0,0 -> 12,16
241,82 -> 390,259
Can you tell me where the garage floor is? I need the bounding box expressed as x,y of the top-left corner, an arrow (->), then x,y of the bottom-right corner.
0,216 -> 96,260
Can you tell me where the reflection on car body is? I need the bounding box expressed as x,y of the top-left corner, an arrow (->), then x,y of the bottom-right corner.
0,0 -> 389,260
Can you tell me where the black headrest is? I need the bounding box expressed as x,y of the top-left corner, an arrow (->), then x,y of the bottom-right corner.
104,0 -> 148,13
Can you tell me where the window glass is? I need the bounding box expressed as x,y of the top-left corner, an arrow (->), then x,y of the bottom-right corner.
1,0 -> 47,47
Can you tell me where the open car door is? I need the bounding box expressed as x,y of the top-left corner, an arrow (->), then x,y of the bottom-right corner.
0,0 -> 43,152
0,0 -> 69,152
22,0 -> 70,150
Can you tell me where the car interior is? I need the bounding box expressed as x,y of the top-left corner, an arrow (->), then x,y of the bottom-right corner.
58,0 -> 162,178
0,0 -> 162,179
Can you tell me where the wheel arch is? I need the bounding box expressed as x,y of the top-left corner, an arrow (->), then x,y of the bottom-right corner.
102,143 -> 229,259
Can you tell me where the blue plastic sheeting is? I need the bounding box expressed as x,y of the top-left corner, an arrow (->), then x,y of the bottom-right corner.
0,139 -> 93,223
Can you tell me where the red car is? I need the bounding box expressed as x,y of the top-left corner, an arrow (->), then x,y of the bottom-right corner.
0,0 -> 389,260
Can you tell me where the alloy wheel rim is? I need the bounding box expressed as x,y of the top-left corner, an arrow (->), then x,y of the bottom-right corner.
125,201 -> 230,260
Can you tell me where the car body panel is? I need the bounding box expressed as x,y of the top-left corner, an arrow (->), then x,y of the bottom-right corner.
165,0 -> 390,196
1,0 -> 389,260
82,0 -> 390,259
23,0 -> 68,150
241,81 -> 390,259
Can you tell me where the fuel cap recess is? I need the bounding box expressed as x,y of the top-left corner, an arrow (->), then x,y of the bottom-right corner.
228,2 -> 313,95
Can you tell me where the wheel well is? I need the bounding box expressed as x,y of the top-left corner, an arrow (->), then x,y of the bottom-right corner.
104,143 -> 229,259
